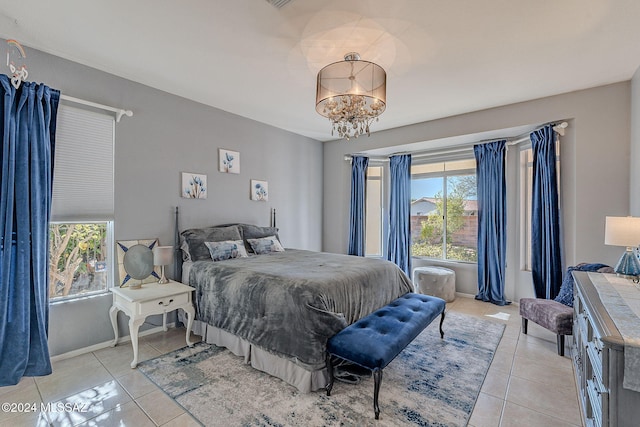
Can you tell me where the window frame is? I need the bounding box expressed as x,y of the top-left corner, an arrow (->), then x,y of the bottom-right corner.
49,104 -> 116,302
364,162 -> 386,258
410,158 -> 477,263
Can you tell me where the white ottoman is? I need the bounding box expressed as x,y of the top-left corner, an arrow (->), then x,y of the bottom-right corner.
412,267 -> 456,302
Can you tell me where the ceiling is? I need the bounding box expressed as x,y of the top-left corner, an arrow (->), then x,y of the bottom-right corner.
1,0 -> 640,142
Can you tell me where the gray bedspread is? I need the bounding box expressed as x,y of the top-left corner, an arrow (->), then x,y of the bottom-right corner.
189,249 -> 413,370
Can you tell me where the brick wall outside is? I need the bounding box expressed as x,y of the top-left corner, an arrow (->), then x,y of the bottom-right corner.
410,215 -> 477,249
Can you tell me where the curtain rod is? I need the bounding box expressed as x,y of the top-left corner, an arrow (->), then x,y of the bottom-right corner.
344,121 -> 569,162
506,121 -> 568,146
60,94 -> 133,122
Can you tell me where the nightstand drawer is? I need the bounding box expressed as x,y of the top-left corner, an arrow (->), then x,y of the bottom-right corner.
138,292 -> 189,315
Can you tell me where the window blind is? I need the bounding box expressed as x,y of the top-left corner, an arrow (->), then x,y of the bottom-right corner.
51,105 -> 115,221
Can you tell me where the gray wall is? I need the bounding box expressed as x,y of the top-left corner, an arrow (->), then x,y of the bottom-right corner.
323,82 -> 630,302
12,41 -> 323,356
631,67 -> 640,215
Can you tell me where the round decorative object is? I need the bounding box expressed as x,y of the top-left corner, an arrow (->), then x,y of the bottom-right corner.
123,244 -> 154,281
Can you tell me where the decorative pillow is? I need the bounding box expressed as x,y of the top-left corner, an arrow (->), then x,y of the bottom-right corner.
239,224 -> 280,253
204,240 -> 249,261
246,236 -> 285,255
180,240 -> 192,262
554,263 -> 613,307
181,225 -> 242,261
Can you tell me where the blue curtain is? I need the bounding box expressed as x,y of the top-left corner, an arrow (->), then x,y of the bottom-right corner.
348,156 -> 369,256
0,75 -> 60,386
387,154 -> 412,276
474,141 -> 508,305
531,125 -> 562,299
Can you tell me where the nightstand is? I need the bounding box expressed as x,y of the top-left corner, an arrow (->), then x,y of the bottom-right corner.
109,280 -> 195,368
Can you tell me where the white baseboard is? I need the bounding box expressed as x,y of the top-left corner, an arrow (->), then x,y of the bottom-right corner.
50,322 -> 177,363
455,292 -> 476,299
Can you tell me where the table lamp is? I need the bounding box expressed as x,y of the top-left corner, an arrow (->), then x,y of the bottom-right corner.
604,216 -> 640,278
152,245 -> 173,284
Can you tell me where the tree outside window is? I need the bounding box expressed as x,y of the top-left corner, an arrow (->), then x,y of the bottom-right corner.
411,161 -> 477,262
49,222 -> 110,299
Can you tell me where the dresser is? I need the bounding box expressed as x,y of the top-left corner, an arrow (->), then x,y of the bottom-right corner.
572,272 -> 640,427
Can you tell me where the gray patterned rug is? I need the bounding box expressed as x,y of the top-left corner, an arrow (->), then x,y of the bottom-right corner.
138,311 -> 504,427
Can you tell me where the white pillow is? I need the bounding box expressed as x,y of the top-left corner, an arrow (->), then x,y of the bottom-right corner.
246,235 -> 285,255
204,240 -> 249,261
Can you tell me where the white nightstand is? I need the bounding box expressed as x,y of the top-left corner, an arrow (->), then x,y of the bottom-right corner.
109,280 -> 195,368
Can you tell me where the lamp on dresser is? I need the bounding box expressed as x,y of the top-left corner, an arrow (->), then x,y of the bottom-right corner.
152,245 -> 173,284
604,216 -> 640,280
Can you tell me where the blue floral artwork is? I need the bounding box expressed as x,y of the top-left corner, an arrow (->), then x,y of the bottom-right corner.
219,149 -> 240,174
251,179 -> 268,201
182,172 -> 207,199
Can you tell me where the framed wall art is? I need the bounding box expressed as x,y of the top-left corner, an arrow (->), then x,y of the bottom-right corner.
219,149 -> 240,174
251,179 -> 268,201
181,172 -> 207,199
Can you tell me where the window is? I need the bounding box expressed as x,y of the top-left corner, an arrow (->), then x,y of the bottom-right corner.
519,142 -> 560,271
410,159 -> 477,262
365,165 -> 384,256
49,106 -> 115,301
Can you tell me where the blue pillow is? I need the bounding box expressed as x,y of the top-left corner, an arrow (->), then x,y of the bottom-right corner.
246,236 -> 284,255
554,263 -> 612,307
204,240 -> 248,261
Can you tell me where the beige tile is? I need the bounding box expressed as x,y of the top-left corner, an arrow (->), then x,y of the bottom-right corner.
116,370 -> 158,399
489,348 -> 514,375
480,369 -> 510,399
496,337 -> 518,355
160,412 -> 202,427
142,329 -> 199,354
468,392 -> 503,427
94,343 -> 162,377
506,376 -> 581,425
36,363 -> 114,403
136,390 -> 184,425
0,381 -> 43,424
511,355 -> 575,390
46,380 -> 132,427
515,335 -> 572,368
501,401 -> 581,427
77,401 -> 155,427
0,376 -> 36,397
1,409 -> 50,427
51,353 -> 102,379
501,326 -> 521,340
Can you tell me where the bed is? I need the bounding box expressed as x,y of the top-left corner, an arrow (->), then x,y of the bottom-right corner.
178,220 -> 414,393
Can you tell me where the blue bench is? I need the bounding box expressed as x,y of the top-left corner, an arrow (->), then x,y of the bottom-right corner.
326,292 -> 446,419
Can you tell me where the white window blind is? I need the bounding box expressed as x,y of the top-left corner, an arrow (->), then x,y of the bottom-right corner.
52,105 -> 115,221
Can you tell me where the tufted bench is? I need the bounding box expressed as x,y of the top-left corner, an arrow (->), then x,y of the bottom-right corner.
325,292 -> 446,419
519,298 -> 573,356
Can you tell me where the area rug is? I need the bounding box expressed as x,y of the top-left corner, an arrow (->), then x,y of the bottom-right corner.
138,311 -> 504,427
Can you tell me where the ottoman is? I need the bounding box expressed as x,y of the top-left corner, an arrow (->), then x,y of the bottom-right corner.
412,266 -> 456,302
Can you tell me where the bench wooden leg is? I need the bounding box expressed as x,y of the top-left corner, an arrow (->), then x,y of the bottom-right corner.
373,368 -> 383,419
557,335 -> 565,356
326,353 -> 334,396
522,318 -> 528,334
439,311 -> 446,339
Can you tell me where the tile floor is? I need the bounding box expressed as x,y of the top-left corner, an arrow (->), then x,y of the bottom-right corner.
0,297 -> 583,426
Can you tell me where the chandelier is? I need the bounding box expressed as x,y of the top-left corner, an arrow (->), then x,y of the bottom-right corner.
315,53 -> 386,140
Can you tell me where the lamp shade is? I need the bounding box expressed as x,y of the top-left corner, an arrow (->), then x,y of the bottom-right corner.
152,245 -> 173,266
605,216 -> 640,247
315,52 -> 386,140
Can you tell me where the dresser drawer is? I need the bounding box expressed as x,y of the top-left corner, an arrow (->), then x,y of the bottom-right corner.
138,292 -> 189,315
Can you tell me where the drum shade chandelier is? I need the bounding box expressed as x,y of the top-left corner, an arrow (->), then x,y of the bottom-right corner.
316,52 -> 386,140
